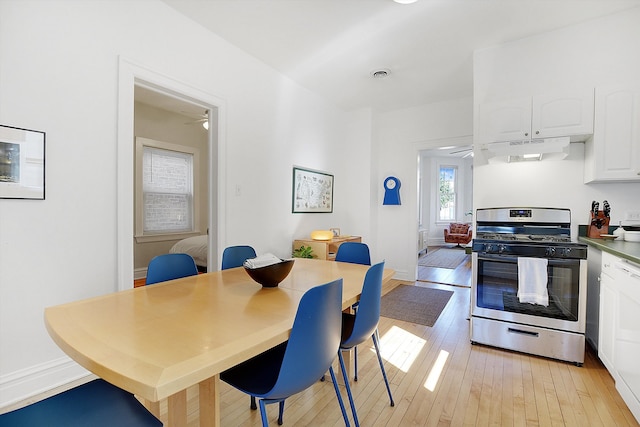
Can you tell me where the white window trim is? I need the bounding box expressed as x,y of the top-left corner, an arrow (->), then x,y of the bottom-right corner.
134,136 -> 201,243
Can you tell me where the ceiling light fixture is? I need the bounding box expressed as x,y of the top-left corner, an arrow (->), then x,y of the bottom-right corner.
370,69 -> 391,79
393,0 -> 418,4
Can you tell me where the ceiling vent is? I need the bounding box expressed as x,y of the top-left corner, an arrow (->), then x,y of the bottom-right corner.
370,69 -> 391,79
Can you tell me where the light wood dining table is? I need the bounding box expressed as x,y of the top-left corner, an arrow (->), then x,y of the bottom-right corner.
44,258 -> 394,427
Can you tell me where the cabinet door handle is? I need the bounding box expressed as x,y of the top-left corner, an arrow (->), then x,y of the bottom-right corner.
535,130 -> 540,135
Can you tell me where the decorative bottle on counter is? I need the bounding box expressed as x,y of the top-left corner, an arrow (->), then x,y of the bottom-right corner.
613,221 -> 625,240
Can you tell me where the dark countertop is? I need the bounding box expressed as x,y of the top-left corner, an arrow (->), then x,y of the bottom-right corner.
578,236 -> 640,265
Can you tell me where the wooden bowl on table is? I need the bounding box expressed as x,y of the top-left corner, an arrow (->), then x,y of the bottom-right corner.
244,259 -> 295,287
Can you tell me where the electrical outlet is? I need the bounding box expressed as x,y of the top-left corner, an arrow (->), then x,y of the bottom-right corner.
625,210 -> 640,221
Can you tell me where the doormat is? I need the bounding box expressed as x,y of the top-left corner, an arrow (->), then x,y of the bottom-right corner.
418,248 -> 468,269
380,285 -> 453,327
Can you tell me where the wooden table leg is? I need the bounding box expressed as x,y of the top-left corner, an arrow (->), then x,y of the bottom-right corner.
339,348 -> 355,385
199,375 -> 220,427
167,389 -> 187,427
339,305 -> 355,384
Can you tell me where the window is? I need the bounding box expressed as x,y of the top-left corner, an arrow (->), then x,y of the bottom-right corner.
135,137 -> 199,242
438,165 -> 457,221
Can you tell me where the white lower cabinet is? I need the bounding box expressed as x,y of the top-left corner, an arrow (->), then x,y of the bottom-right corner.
598,251 -> 640,422
598,256 -> 616,373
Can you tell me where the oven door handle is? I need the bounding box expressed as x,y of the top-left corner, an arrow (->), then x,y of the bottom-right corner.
476,253 -> 581,265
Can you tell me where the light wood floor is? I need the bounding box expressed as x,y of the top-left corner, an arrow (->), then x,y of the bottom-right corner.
417,246 -> 472,287
158,278 -> 638,427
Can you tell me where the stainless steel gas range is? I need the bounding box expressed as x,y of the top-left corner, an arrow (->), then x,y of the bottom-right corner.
470,207 -> 588,365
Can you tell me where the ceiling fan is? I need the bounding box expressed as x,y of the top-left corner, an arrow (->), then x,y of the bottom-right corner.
448,146 -> 473,157
183,110 -> 209,129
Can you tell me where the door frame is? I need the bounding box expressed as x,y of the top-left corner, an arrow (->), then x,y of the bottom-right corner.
117,57 -> 226,290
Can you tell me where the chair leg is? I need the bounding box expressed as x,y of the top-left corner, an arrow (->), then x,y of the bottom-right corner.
372,330 -> 395,407
354,346 -> 358,381
278,400 -> 285,425
337,351 -> 359,427
328,365 -> 351,427
258,399 -> 269,427
251,395 -> 257,409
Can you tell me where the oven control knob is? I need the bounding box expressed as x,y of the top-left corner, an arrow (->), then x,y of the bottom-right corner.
484,243 -> 493,252
498,244 -> 506,254
545,247 -> 556,257
562,247 -> 571,257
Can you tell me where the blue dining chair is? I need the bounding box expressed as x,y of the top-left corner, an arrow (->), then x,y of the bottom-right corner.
145,253 -> 198,285
0,379 -> 162,427
335,242 -> 371,314
221,245 -> 262,409
220,279 -> 353,427
335,242 -> 371,266
338,261 -> 394,426
221,245 -> 257,270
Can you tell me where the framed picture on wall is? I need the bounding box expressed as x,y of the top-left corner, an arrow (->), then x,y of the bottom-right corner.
292,166 -> 333,213
0,125 -> 45,200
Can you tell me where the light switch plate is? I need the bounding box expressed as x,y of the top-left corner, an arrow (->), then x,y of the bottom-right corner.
625,210 -> 640,221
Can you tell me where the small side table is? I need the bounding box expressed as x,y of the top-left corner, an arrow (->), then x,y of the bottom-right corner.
292,236 -> 362,261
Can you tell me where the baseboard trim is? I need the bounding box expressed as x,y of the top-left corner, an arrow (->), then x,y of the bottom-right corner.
134,267 -> 147,280
0,356 -> 93,412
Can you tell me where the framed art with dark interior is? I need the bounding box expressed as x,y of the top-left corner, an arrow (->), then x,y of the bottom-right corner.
0,125 -> 45,200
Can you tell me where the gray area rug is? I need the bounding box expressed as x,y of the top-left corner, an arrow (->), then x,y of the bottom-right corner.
418,248 -> 468,269
380,285 -> 453,327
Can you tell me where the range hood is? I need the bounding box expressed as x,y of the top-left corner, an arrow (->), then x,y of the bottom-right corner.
483,136 -> 571,163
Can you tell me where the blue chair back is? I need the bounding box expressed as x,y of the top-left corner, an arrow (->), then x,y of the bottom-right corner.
335,242 -> 371,265
145,253 -> 198,285
221,245 -> 257,270
341,261 -> 385,349
0,379 -> 162,427
269,278 -> 343,399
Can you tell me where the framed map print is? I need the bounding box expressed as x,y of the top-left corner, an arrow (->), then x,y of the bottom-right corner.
292,166 -> 333,213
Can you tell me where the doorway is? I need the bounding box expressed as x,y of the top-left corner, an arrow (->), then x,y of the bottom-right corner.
117,58 -> 225,290
132,87 -> 213,281
416,142 -> 473,287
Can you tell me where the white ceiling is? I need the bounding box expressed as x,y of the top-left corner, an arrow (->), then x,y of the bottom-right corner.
161,0 -> 640,112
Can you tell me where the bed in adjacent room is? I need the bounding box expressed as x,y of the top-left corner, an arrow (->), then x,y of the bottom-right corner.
170,235 -> 208,272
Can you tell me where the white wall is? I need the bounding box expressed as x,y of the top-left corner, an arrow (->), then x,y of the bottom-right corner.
373,98 -> 474,280
473,7 -> 640,235
0,0 -> 372,406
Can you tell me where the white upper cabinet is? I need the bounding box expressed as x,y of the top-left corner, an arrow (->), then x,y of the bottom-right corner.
584,84 -> 640,183
477,97 -> 531,144
533,91 -> 594,139
478,89 -> 594,144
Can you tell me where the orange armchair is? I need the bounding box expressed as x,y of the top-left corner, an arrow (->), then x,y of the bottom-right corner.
444,222 -> 472,247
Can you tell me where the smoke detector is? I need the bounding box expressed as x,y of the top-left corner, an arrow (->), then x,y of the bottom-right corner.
370,69 -> 391,79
